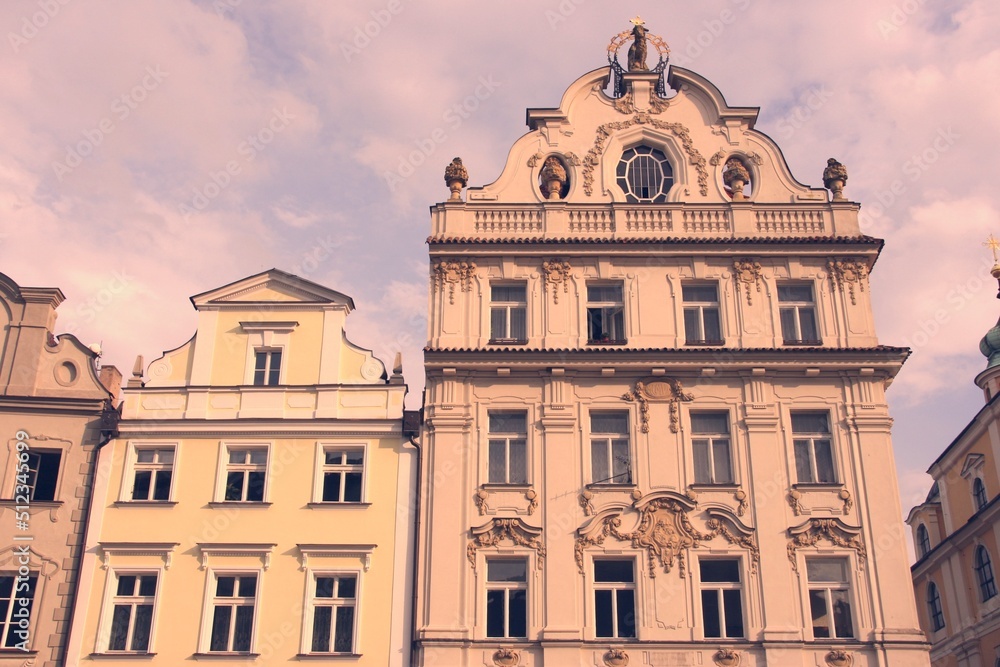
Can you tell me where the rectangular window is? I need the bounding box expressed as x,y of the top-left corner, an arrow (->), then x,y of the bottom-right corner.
691,413 -> 733,484
131,447 -> 174,501
23,450 -> 61,501
806,558 -> 854,639
209,574 -> 257,653
587,284 -> 626,343
224,448 -> 268,502
486,559 -> 527,638
488,412 -> 528,484
107,573 -> 157,652
490,284 -> 527,343
594,560 -> 636,638
321,449 -> 364,503
683,284 -> 722,345
778,283 -> 819,344
252,349 -> 282,386
590,412 -> 630,484
699,559 -> 744,638
0,574 -> 37,648
792,412 -> 836,484
309,574 -> 357,654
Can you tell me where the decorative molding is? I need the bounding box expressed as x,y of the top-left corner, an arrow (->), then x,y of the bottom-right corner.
713,648 -> 741,667
433,261 -> 477,305
564,152 -> 582,166
787,489 -> 803,516
621,378 -> 694,434
575,493 -> 759,578
542,260 -> 572,303
734,488 -> 749,516
467,518 -> 544,571
99,542 -> 179,571
297,544 -> 376,572
474,488 -> 491,516
525,489 -> 538,515
839,488 -> 853,514
787,519 -> 866,572
709,149 -> 727,166
825,650 -> 854,667
527,152 -> 543,168
580,490 -> 595,516
827,259 -> 869,305
733,259 -> 763,306
603,648 -> 630,666
493,648 -> 520,666
198,543 -> 276,571
583,116 -> 709,196
746,152 -> 764,166
613,91 -> 636,114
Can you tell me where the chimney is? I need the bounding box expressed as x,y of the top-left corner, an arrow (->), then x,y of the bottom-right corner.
98,365 -> 123,404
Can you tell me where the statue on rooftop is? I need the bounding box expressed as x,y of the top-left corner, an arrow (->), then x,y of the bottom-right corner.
444,157 -> 469,201
823,158 -> 848,201
627,18 -> 649,72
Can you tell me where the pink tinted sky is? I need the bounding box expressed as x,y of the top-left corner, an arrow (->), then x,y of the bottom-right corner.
2,1 -> 998,519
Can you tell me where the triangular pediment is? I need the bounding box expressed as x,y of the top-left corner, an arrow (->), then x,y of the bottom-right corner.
190,269 -> 355,310
962,453 -> 986,478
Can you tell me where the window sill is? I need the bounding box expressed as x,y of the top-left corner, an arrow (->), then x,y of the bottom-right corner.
481,483 -> 532,490
587,483 -> 636,490
90,653 -> 157,659
782,340 -> 823,346
587,339 -> 628,345
295,654 -> 363,660
792,483 -> 843,491
685,340 -> 725,346
0,499 -> 63,508
489,339 -> 528,345
193,653 -> 260,660
689,483 -> 739,490
113,501 -> 178,507
207,501 -> 272,508
306,502 -> 372,509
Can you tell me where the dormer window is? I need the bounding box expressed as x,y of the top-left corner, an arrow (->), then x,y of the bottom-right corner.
240,321 -> 297,386
253,349 -> 282,386
617,145 -> 673,203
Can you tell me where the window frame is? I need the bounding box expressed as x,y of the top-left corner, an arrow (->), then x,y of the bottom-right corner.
791,411 -> 838,485
682,282 -> 723,345
777,282 -> 821,345
252,348 -> 283,386
697,558 -> 745,639
302,569 -> 361,656
689,411 -> 734,485
616,144 -> 674,203
926,581 -> 945,632
19,448 -> 61,502
0,571 -> 38,650
916,524 -> 931,558
484,558 -> 529,639
489,282 -> 528,344
805,557 -> 856,640
120,443 -> 177,503
486,411 -> 529,486
313,444 -> 368,504
214,443 -> 271,504
591,558 -> 638,639
975,545 -> 998,602
589,411 -> 632,486
97,569 -> 161,655
974,477 -> 989,511
586,283 -> 626,344
199,569 -> 261,655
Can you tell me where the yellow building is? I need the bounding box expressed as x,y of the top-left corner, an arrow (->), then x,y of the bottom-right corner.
64,269 -> 416,665
908,261 -> 1000,667
0,273 -> 119,666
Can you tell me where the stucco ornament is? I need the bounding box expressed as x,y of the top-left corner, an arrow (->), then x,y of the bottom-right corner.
733,259 -> 763,306
474,488 -> 490,515
468,518 -> 545,571
827,259 -> 869,305
722,157 -> 751,201
823,158 -> 848,201
713,648 -> 741,666
444,157 -> 469,201
787,518 -> 866,572
579,490 -> 596,516
839,488 -> 854,514
525,489 -> 538,515
734,488 -> 749,516
621,379 -> 694,434
542,260 -> 572,303
604,648 -> 630,667
825,650 -> 854,667
539,156 -> 568,200
492,648 -> 520,666
433,261 -> 477,305
787,489 -> 803,516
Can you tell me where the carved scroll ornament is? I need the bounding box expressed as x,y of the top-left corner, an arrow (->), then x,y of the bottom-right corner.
827,259 -> 869,305
621,378 -> 694,433
733,259 -> 763,306
542,260 -> 572,303
467,518 -> 544,571
787,518 -> 866,572
433,261 -> 477,305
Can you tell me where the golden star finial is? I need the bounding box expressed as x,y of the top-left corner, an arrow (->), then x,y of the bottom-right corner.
985,234 -> 1000,262
630,16 -> 645,26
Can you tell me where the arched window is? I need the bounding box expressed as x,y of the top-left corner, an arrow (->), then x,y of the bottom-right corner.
974,477 -> 988,511
617,145 -> 673,203
926,582 -> 945,631
916,524 -> 931,558
975,545 -> 998,601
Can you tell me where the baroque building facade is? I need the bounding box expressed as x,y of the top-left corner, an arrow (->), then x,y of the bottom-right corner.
907,259 -> 1000,667
0,273 -> 119,667
416,30 -> 930,667
63,269 -> 417,665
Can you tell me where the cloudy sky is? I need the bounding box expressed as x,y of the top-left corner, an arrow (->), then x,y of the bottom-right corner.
2,1 -> 997,518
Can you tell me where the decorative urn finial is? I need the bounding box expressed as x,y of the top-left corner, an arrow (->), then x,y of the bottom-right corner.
723,158 -> 750,201
540,156 -> 567,200
444,157 -> 468,201
627,17 -> 648,72
823,158 -> 848,201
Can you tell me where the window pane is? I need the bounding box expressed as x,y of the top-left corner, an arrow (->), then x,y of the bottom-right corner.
153,470 -> 172,500
594,589 -> 614,637
345,450 -> 364,465
108,605 -> 131,650
253,352 -> 267,385
323,472 -> 342,502
611,440 -> 630,483
138,575 -> 157,597
344,473 -> 363,501
780,308 -> 798,341
131,604 -> 154,651
592,413 -> 628,434
509,589 -> 527,637
249,449 -> 268,465
117,575 -> 136,596
338,577 -> 357,599
799,308 -> 819,341
233,605 -> 254,652
700,559 -> 740,583
489,412 -> 527,433
682,285 -> 718,302
33,451 -> 60,500
488,440 -> 507,483
246,471 -> 265,501
490,308 -> 506,339
831,589 -> 854,638
159,449 -> 175,464
703,308 -> 721,341
210,606 -> 232,651
324,451 -> 343,465
509,307 -> 526,339
616,589 -> 636,638
588,285 -> 622,302
136,449 -> 155,463
701,590 -> 721,638
591,441 -> 609,482
216,576 -> 235,597
488,560 -> 527,583
492,285 -> 526,301
712,440 -> 733,483
691,413 -> 729,433
509,440 -> 527,484
315,577 -> 335,598
809,589 -> 831,638
807,559 -> 848,583
486,590 -> 506,637
311,606 -> 331,652
792,412 -> 830,433
693,441 -> 712,484
333,607 -> 354,652
225,471 -> 244,500
595,560 -> 634,583
238,576 -> 257,597
794,441 -> 814,483
778,285 -> 813,302
814,440 -> 836,483
268,351 -> 281,385
229,449 -> 245,464
683,308 -> 701,343
723,589 -> 744,638
132,471 -> 152,500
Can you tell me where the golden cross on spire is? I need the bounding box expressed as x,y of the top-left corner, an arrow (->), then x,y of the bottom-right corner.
985,234 -> 1000,263
630,16 -> 645,26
